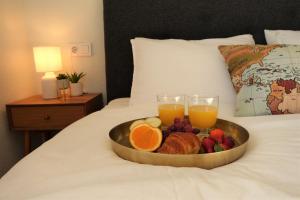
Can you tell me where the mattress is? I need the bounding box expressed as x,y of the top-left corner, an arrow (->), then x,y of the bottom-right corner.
0,100 -> 299,200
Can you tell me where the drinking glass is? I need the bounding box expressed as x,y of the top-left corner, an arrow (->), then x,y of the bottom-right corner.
157,94 -> 185,126
188,95 -> 219,132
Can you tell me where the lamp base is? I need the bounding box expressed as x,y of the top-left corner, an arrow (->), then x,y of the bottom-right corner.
41,72 -> 58,99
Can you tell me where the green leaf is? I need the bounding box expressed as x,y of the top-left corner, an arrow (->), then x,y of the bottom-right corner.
56,73 -> 68,80
67,72 -> 86,83
214,144 -> 224,152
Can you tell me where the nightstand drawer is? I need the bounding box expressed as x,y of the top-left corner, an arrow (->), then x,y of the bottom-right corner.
10,106 -> 85,130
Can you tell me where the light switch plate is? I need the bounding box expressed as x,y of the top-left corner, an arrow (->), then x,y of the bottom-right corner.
70,43 -> 92,57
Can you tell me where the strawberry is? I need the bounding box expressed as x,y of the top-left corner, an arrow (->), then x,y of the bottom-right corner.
202,137 -> 216,153
220,143 -> 230,150
223,136 -> 235,148
210,129 -> 224,143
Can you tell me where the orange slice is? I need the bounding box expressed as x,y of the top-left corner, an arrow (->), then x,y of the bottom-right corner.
129,124 -> 162,152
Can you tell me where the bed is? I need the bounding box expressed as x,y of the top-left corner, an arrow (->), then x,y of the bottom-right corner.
1,0 -> 300,199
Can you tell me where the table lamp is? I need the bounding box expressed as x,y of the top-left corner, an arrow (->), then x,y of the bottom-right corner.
33,47 -> 62,99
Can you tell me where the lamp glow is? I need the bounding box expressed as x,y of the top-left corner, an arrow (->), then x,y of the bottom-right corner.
33,47 -> 62,99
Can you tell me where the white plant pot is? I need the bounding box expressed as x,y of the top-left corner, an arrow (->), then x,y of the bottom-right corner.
70,82 -> 83,96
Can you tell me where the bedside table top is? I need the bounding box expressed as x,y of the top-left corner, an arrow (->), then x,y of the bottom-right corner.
7,93 -> 102,106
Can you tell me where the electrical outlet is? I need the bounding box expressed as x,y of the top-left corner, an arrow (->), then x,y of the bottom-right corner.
70,43 -> 92,57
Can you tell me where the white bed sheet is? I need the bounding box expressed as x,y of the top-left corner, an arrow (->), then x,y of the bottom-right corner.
0,101 -> 300,200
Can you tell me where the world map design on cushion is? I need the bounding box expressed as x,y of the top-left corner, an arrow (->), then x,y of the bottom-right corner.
218,45 -> 300,116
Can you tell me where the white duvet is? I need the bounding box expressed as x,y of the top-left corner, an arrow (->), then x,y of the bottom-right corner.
0,102 -> 300,200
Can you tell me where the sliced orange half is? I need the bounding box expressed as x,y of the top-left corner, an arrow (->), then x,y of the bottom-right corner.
129,123 -> 162,152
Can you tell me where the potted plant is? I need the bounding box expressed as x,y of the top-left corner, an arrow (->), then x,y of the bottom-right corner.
67,72 -> 86,96
56,73 -> 69,90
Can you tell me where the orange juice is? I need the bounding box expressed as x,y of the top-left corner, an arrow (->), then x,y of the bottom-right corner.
158,104 -> 184,126
188,105 -> 218,128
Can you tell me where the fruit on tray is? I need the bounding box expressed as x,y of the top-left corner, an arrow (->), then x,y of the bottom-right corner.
129,120 -> 146,131
157,132 -> 201,154
128,117 -> 235,154
201,128 -> 235,153
202,137 -> 215,153
145,117 -> 162,128
222,136 -> 235,149
210,129 -> 224,143
129,124 -> 162,152
129,117 -> 162,131
162,118 -> 200,140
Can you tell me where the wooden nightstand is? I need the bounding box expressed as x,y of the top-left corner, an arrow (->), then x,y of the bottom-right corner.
6,93 -> 103,155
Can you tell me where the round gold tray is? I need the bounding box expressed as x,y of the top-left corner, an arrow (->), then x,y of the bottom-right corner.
109,118 -> 249,169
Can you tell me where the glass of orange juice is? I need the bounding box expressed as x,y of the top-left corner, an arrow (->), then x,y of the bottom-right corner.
157,94 -> 185,126
188,95 -> 218,132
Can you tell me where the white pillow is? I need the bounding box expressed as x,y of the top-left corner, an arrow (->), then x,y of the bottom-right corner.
265,29 -> 300,44
130,35 -> 255,105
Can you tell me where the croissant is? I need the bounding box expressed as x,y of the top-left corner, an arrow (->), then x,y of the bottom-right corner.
157,132 -> 201,154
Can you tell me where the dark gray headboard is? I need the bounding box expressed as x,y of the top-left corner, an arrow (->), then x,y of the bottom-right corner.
104,0 -> 300,102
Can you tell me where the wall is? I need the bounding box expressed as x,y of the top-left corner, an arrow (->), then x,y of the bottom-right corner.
0,0 -> 106,177
0,0 -> 38,176
24,0 -> 107,102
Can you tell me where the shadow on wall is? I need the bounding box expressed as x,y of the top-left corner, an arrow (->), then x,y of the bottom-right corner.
0,111 -> 23,177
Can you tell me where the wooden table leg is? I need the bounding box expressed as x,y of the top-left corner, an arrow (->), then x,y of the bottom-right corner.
24,131 -> 30,156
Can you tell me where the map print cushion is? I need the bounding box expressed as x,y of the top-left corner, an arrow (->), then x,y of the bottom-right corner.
218,45 -> 300,116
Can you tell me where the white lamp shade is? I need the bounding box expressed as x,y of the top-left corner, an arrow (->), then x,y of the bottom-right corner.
33,47 -> 62,72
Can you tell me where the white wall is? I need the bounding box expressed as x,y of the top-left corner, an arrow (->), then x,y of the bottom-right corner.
24,0 -> 107,102
0,0 -> 38,176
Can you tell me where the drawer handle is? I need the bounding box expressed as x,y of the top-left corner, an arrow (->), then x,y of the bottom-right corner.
44,115 -> 51,120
